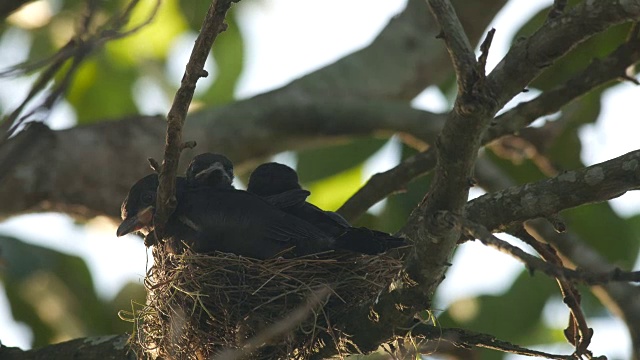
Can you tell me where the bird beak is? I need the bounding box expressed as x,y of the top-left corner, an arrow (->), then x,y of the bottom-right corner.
196,163 -> 230,181
116,206 -> 154,237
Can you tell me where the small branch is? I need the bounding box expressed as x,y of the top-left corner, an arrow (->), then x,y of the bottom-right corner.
486,0 -> 640,112
465,149 -> 640,233
413,324 -> 577,359
0,0 -> 160,144
476,28 -> 496,79
213,286 -> 332,360
458,214 -> 640,285
526,219 -> 640,359
153,0 -> 237,237
426,0 -> 477,93
147,158 -> 161,173
513,228 -> 593,356
337,149 -> 437,222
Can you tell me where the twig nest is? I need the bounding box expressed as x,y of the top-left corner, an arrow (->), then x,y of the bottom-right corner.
133,246 -> 406,360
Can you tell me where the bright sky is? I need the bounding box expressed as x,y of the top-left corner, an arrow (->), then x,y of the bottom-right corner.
0,0 -> 638,358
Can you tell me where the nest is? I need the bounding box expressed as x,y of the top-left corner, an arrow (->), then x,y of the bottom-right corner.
130,246 -> 407,360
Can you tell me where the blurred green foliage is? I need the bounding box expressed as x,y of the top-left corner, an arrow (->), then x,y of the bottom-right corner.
0,235 -> 144,347
1,0 -> 243,125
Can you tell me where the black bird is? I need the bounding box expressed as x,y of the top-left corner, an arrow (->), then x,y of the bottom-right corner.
186,152 -> 234,189
116,174 -> 188,247
116,174 -> 178,238
247,162 -> 406,254
247,162 -> 350,230
116,173 -> 339,259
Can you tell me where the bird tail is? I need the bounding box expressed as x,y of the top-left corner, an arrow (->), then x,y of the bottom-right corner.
334,228 -> 407,255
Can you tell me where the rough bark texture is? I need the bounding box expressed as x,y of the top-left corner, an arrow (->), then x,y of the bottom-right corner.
0,335 -> 134,360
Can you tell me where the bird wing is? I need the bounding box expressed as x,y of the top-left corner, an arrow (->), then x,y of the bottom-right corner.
176,188 -> 335,255
262,189 -> 310,209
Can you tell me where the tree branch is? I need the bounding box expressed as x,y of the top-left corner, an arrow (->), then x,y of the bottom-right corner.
154,0 -> 237,238
398,3 -> 496,301
526,219 -> 640,359
460,215 -> 640,285
0,101 -> 444,220
0,335 -> 134,360
473,151 -> 640,359
486,0 -> 640,111
512,228 -> 593,355
413,324 -> 578,359
465,149 -> 640,232
338,20 -> 640,222
426,0 -> 477,93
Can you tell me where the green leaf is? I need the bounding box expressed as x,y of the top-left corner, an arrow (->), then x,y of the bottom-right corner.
436,271 -> 557,345
370,144 -> 433,233
297,137 -> 388,183
199,11 -> 244,106
66,55 -> 138,124
106,0 -> 188,65
178,0 -> 213,31
562,203 -> 639,268
0,235 -> 109,347
484,149 -> 546,185
546,92 -> 602,170
307,165 -> 363,212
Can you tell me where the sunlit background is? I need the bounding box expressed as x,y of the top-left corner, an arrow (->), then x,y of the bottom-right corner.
0,0 -> 638,358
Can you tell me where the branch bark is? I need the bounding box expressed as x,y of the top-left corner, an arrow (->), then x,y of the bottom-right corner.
466,149 -> 640,232
0,335 -> 133,360
154,0 -> 237,238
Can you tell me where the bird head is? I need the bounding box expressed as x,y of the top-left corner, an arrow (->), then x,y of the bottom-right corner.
186,153 -> 234,188
247,162 -> 301,196
117,174 -> 159,237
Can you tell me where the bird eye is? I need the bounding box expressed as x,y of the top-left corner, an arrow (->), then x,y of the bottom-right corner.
142,192 -> 154,204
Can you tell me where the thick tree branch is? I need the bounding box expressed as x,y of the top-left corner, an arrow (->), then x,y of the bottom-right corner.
466,149 -> 640,232
0,335 -> 134,360
0,101 -> 444,220
392,5 -> 640,354
399,3 -> 495,301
